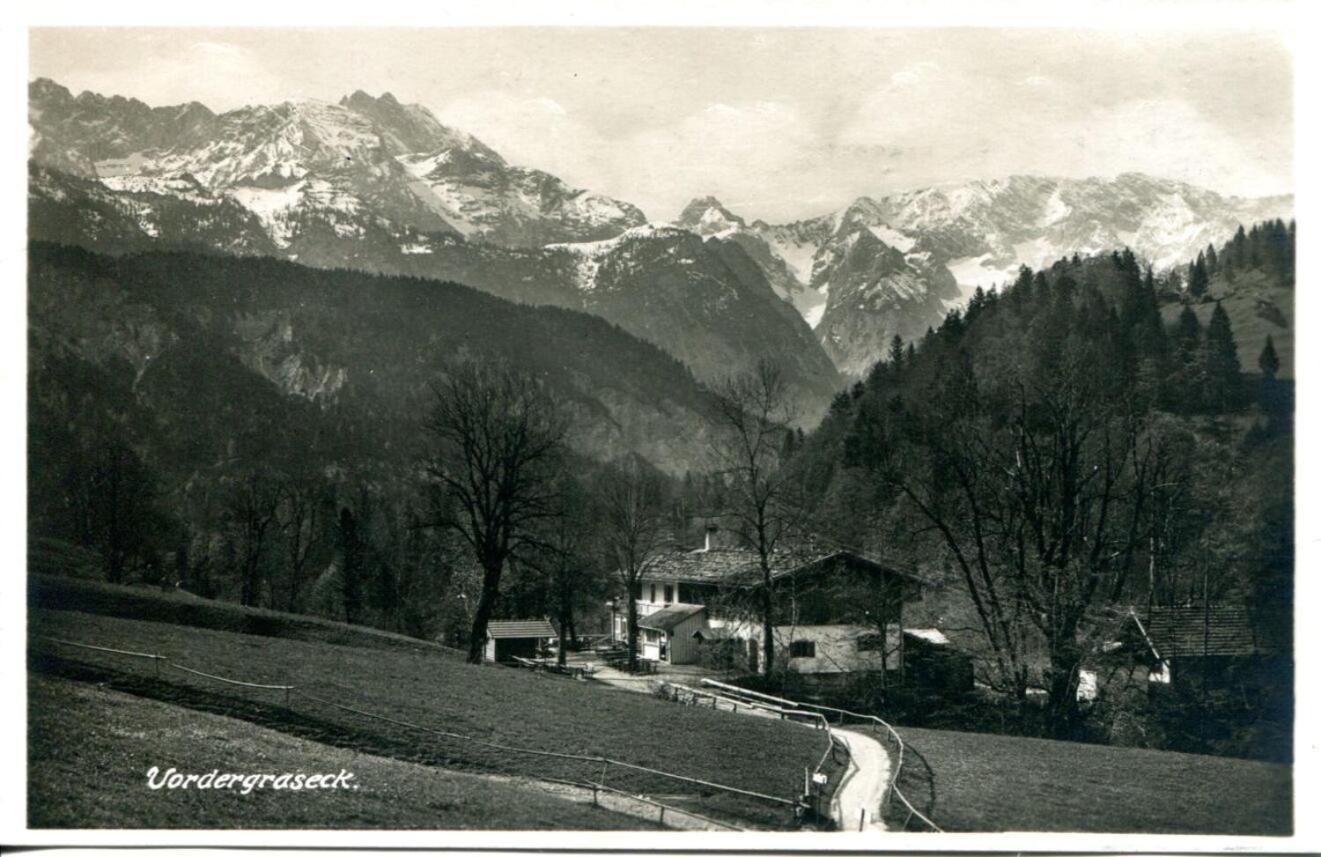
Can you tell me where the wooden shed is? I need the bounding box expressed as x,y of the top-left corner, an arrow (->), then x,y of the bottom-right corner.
484,619 -> 558,664
638,604 -> 707,664
1117,605 -> 1277,690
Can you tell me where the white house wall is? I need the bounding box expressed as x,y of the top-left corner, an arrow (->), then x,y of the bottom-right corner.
774,624 -> 901,675
615,574 -> 908,674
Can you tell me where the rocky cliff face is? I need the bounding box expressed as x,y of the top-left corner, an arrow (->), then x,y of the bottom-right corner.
29,243 -> 737,475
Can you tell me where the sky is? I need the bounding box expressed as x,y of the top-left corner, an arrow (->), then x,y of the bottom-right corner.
29,26 -> 1294,223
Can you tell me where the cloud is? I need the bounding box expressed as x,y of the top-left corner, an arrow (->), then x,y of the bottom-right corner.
832,68 -> 1288,197
435,93 -> 825,220
436,91 -> 612,185
623,101 -> 820,218
1046,98 -> 1289,195
76,41 -> 289,110
890,61 -> 939,86
430,72 -> 1287,226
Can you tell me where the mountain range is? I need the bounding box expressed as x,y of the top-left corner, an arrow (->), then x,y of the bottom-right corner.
28,77 -> 1293,391
671,175 -> 1291,375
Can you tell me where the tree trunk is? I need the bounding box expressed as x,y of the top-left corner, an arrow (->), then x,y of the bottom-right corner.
557,604 -> 570,667
1046,645 -> 1082,737
761,564 -> 775,676
466,560 -> 503,664
626,593 -> 640,672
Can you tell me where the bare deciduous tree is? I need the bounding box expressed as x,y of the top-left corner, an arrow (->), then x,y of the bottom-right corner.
878,348 -> 1190,732
710,359 -> 806,675
596,456 -> 670,672
227,471 -> 282,607
276,475 -> 323,612
424,362 -> 568,664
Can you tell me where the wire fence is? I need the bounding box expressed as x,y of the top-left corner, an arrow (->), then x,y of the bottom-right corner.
31,635 -> 816,830
659,681 -> 842,826
699,678 -> 943,832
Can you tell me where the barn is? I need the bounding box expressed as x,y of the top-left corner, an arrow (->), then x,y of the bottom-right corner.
1117,605 -> 1278,690
484,619 -> 558,664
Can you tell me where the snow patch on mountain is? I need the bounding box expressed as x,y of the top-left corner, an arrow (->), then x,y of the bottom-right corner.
868,223 -> 916,252
548,224 -> 692,291
228,183 -> 307,247
947,253 -> 1011,294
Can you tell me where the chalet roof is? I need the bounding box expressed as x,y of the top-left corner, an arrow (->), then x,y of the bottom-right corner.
640,547 -> 933,589
904,628 -> 951,645
486,619 -> 557,640
638,603 -> 706,632
1126,606 -> 1269,659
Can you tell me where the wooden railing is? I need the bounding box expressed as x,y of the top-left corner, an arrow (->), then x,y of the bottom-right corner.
699,678 -> 943,832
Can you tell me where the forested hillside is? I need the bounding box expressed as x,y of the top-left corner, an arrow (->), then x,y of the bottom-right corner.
28,242 -> 733,638
787,221 -> 1294,759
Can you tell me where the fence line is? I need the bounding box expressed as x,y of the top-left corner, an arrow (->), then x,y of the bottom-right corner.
664,681 -> 840,825
536,775 -> 744,831
38,636 -> 166,662
169,662 -> 297,691
700,678 -> 943,832
31,634 -> 803,826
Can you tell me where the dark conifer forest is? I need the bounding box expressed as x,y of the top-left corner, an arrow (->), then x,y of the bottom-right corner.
783,222 -> 1294,758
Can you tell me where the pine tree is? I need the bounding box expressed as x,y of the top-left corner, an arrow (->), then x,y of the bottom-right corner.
1205,242 -> 1219,276
1258,335 -> 1283,413
1232,224 -> 1248,267
1203,301 -> 1242,411
888,334 -> 905,367
1174,305 -> 1202,349
1189,252 -> 1210,300
1258,335 -> 1280,380
1166,305 -> 1205,411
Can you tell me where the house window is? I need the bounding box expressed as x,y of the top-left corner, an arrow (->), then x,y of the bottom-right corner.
857,633 -> 885,653
663,584 -> 674,604
789,640 -> 816,659
650,583 -> 657,603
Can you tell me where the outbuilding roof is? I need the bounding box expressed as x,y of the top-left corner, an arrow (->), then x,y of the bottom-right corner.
640,547 -> 933,589
639,603 -> 706,632
1125,606 -> 1269,659
486,619 -> 557,639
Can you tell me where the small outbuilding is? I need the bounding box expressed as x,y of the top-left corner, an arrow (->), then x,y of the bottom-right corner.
1113,605 -> 1278,690
484,619 -> 558,664
638,603 -> 707,664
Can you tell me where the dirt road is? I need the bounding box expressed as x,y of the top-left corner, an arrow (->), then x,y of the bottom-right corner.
829,726 -> 891,831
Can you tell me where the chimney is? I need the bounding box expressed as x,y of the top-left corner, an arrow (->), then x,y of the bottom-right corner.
704,523 -> 718,552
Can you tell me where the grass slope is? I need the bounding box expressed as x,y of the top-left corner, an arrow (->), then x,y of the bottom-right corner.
29,674 -> 650,830
889,724 -> 1290,835
29,587 -> 829,828
1159,267 -> 1293,378
30,574 -> 462,656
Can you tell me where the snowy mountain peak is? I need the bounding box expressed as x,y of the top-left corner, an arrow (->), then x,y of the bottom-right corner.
676,196 -> 746,235
29,78 -> 647,248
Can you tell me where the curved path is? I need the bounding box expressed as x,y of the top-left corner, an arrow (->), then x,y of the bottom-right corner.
829,726 -> 890,831
578,659 -> 894,831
